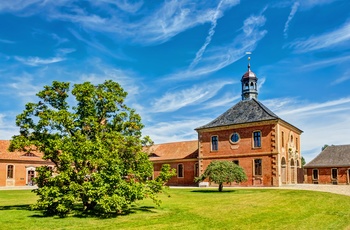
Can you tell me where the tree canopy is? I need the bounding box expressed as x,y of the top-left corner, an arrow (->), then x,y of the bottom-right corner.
195,161 -> 247,192
10,80 -> 174,217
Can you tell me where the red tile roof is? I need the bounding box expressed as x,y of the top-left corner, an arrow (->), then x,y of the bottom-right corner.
0,140 -> 46,162
145,140 -> 198,161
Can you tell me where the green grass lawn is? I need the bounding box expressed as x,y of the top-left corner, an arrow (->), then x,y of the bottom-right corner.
0,188 -> 350,230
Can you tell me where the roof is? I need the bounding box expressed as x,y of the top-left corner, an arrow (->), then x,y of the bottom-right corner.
144,140 -> 198,161
305,145 -> 350,168
242,65 -> 257,79
196,98 -> 280,130
0,140 -> 46,162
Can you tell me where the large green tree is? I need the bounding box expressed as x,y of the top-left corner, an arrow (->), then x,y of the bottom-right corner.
195,161 -> 247,192
10,80 -> 174,217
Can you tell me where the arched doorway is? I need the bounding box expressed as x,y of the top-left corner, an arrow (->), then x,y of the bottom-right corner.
281,157 -> 287,184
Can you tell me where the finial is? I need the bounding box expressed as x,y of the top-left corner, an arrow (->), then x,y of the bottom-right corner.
246,52 -> 252,70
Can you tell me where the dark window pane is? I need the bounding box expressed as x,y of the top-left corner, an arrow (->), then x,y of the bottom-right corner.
178,164 -> 183,178
313,169 -> 318,180
254,159 -> 262,176
253,131 -> 261,148
211,136 -> 218,151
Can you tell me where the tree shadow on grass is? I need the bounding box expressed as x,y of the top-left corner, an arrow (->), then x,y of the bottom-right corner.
191,189 -> 237,193
0,204 -> 31,211
27,204 -> 158,219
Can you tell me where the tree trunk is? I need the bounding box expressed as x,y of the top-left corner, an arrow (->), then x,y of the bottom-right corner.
218,183 -> 223,192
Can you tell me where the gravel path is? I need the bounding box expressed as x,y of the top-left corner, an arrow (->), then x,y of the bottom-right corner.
278,184 -> 350,196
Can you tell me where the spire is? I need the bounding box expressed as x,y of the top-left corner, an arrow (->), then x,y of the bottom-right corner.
241,54 -> 258,101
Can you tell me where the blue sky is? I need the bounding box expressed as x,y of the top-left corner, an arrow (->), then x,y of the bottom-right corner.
1,0 -> 350,163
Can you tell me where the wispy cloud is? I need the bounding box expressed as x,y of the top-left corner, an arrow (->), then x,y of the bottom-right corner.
189,0 -> 229,69
331,71 -> 350,85
0,113 -> 19,140
300,54 -> 350,70
131,0 -> 239,44
166,13 -> 267,80
299,0 -> 338,9
0,38 -> 15,44
288,20 -> 350,52
283,1 -> 299,39
14,56 -> 65,66
261,96 -> 350,162
3,75 -> 43,98
152,81 -> 234,112
143,118 -> 209,144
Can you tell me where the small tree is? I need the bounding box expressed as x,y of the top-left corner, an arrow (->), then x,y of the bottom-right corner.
9,80 -> 175,217
195,161 -> 247,192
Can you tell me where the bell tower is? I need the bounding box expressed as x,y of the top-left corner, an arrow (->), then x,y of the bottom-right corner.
241,57 -> 258,101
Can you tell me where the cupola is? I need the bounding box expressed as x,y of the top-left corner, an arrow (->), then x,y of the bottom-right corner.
241,60 -> 258,101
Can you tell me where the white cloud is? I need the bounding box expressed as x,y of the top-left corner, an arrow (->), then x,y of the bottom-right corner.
288,20 -> 350,52
151,81 -> 233,112
283,1 -> 299,38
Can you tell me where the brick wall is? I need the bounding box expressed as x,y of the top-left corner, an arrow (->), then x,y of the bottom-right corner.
153,161 -> 198,186
306,167 -> 350,184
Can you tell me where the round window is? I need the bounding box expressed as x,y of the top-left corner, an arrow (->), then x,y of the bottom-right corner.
230,132 -> 240,143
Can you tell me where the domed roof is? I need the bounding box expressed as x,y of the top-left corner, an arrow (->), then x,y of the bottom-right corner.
242,64 -> 257,79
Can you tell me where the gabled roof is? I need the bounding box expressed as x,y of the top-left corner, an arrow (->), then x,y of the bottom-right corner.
305,145 -> 350,168
0,140 -> 46,162
144,140 -> 198,161
196,98 -> 280,130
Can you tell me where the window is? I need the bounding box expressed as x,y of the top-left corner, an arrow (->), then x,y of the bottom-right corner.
211,136 -> 218,151
23,152 -> 36,157
254,159 -> 262,176
312,169 -> 318,180
194,163 -> 199,177
253,131 -> 261,148
230,132 -> 240,143
291,135 -> 293,143
281,131 -> 284,147
233,160 -> 239,166
177,164 -> 184,178
281,157 -> 286,167
7,165 -> 14,179
331,168 -> 337,180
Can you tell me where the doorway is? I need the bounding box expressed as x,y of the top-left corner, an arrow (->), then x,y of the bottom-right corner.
27,170 -> 35,186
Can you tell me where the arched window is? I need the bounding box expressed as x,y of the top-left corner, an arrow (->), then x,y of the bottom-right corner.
290,159 -> 295,167
245,83 -> 249,89
250,82 -> 254,89
281,157 -> 286,167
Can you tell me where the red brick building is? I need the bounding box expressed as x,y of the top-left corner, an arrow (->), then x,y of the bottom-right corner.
305,145 -> 350,184
149,64 -> 303,187
0,140 -> 53,187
